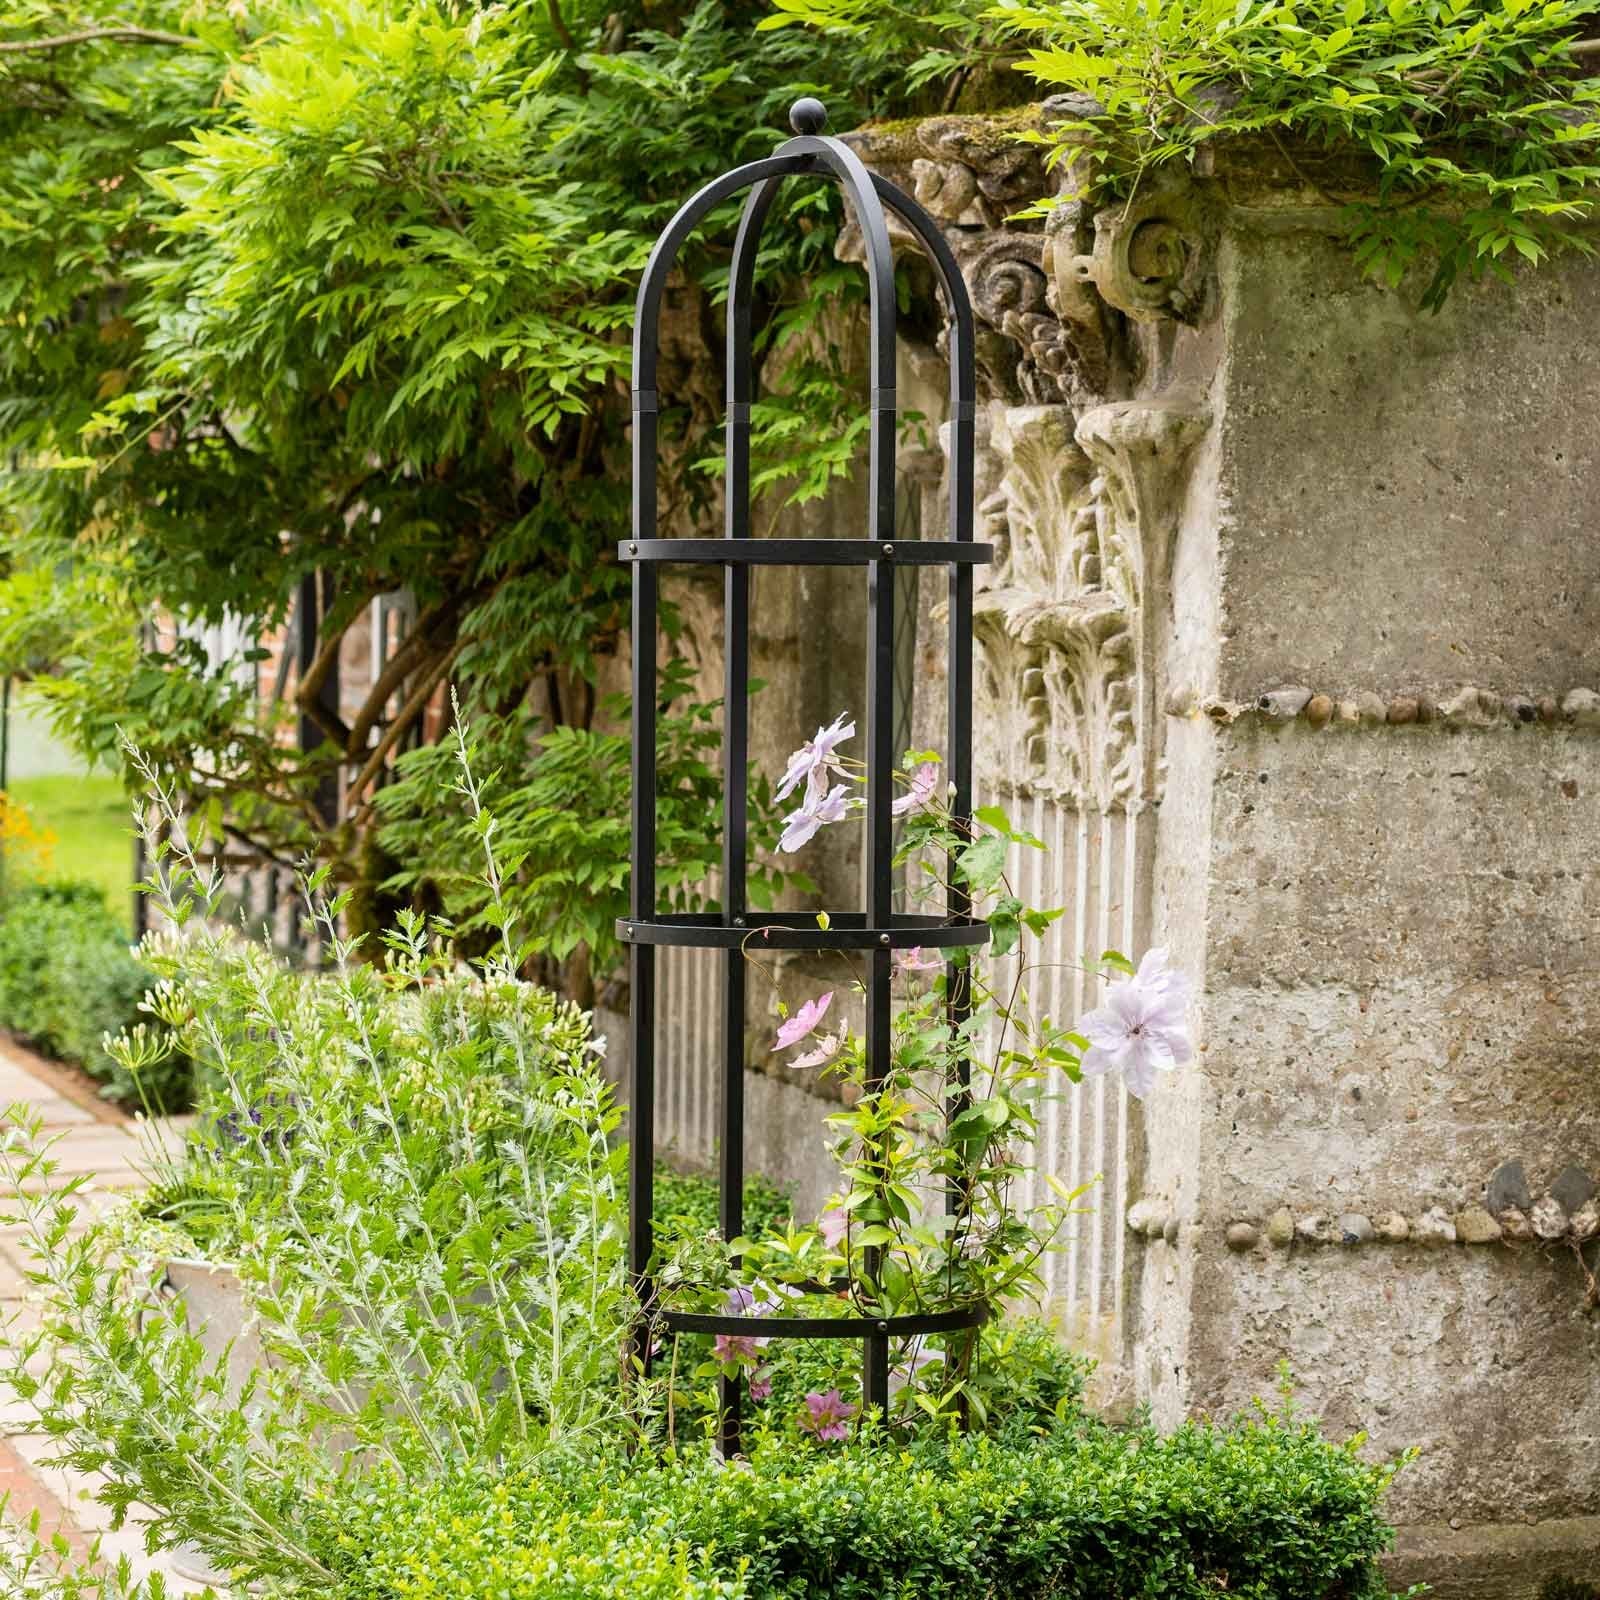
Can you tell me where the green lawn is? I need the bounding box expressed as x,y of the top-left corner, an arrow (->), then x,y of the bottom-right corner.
5,773 -> 135,931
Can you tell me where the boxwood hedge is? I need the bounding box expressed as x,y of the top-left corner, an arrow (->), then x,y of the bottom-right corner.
318,1408 -> 1409,1600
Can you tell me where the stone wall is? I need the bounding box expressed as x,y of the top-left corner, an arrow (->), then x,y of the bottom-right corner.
633,111 -> 1600,1595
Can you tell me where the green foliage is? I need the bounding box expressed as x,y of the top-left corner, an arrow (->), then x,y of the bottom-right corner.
0,0 -> 1009,938
660,1313 -> 1092,1448
653,765 -> 1122,1430
758,0 -> 998,111
311,1406 -> 1408,1600
375,667 -> 808,992
0,745 -> 634,1587
0,879 -> 190,1109
996,0 -> 1600,308
652,1166 -> 795,1241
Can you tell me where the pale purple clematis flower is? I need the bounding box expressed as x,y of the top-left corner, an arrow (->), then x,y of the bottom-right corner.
816,1205 -> 848,1249
775,713 -> 855,804
891,761 -> 940,817
718,1285 -> 776,1363
894,946 -> 943,975
725,1283 -> 781,1321
1075,948 -> 1193,1100
798,1388 -> 857,1442
788,1032 -> 840,1070
747,1367 -> 773,1401
714,1332 -> 766,1365
778,782 -> 852,853
773,991 -> 832,1052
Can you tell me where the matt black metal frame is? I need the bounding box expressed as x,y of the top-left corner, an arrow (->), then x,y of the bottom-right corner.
623,97 -> 989,1456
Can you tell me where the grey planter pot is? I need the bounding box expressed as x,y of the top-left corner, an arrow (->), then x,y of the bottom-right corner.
161,1258 -> 259,1589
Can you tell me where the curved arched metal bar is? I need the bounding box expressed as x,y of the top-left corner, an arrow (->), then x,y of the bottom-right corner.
868,172 -> 975,544
760,131 -> 903,1428
771,133 -> 898,543
632,151 -> 818,544
628,153 -> 815,1362
864,173 -> 981,1218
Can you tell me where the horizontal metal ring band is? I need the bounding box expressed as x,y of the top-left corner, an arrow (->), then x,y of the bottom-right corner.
618,538 -> 992,567
661,1303 -> 988,1340
617,912 -> 989,952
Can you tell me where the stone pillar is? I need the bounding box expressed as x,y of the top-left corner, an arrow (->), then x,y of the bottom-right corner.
1107,146 -> 1600,1594
835,118 -> 1597,1593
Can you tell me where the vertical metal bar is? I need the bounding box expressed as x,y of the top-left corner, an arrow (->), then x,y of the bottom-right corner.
864,536 -> 895,1420
715,179 -> 779,1458
628,388 -> 660,1367
717,555 -> 750,1459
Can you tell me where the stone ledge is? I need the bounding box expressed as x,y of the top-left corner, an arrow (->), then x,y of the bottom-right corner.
1172,684 -> 1600,731
1386,1514 -> 1600,1600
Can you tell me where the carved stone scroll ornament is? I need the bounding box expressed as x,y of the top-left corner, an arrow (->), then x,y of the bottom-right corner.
966,393 -> 1209,811
840,118 -> 1089,406
844,115 -> 1209,407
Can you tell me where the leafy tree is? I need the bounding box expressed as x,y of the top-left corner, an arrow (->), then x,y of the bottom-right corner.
0,0 -> 1014,994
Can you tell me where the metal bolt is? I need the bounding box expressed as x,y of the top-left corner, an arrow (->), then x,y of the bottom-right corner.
876,1320 -> 889,1333
878,933 -> 891,947
624,925 -> 633,937
881,543 -> 894,558
628,542 -> 639,555
734,917 -> 745,927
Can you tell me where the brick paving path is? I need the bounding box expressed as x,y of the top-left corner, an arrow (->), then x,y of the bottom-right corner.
0,1034 -> 210,1593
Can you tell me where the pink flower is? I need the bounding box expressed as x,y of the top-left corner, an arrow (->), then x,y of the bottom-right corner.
798,1388 -> 857,1443
772,992 -> 832,1053
788,1031 -> 840,1070
816,1206 -> 848,1249
775,713 -> 855,804
747,1367 -> 773,1401
894,946 -> 943,974
778,782 -> 852,853
714,1333 -> 765,1365
1076,948 -> 1193,1100
891,761 -> 940,816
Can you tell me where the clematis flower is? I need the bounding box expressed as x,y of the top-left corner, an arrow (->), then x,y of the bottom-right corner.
772,991 -> 832,1052
1075,947 -> 1194,1100
778,782 -> 852,853
891,761 -> 940,816
747,1367 -> 773,1401
725,1284 -> 781,1323
714,1333 -> 766,1365
816,1205 -> 848,1249
775,712 -> 855,804
798,1388 -> 857,1443
894,946 -> 943,975
788,1031 -> 841,1070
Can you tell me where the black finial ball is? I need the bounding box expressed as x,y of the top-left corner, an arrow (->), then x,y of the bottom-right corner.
789,97 -> 827,136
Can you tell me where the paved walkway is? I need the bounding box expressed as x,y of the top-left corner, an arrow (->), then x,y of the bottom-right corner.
0,1034 -> 208,1593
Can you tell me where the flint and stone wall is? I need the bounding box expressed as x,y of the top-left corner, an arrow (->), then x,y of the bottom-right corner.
634,114 -> 1600,1596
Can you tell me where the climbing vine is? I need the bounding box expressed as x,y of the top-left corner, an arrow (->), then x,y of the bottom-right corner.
995,0 -> 1600,308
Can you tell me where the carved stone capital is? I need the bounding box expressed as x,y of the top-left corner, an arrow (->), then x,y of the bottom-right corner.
964,391 -> 1210,811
